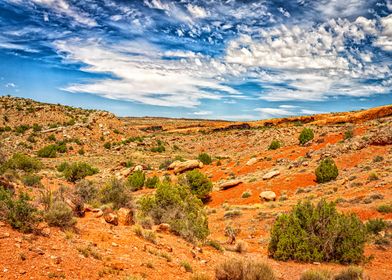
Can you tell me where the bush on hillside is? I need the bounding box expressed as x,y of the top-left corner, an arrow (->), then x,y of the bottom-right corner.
334,267 -> 363,280
315,158 -> 339,183
300,269 -> 332,280
45,200 -> 76,228
127,170 -> 145,191
2,153 -> 42,173
366,218 -> 387,235
182,169 -> 212,200
299,128 -> 314,145
58,162 -> 98,182
138,183 -> 209,242
145,176 -> 159,189
268,140 -> 282,150
215,257 -> 276,280
0,187 -> 41,233
21,173 -> 42,187
100,178 -> 132,209
74,180 -> 98,203
268,199 -> 366,264
37,144 -> 58,158
198,153 -> 212,165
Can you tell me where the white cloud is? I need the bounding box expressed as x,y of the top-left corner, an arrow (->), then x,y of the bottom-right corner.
278,7 -> 290,18
8,0 -> 97,26
5,83 -> 16,88
254,107 -> 293,118
314,0 -> 377,19
191,111 -> 212,116
54,38 -> 239,108
187,4 -> 208,18
225,16 -> 391,101
374,15 -> 392,51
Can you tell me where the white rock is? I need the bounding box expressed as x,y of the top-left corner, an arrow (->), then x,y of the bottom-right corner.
260,191 -> 277,201
246,158 -> 258,166
262,170 -> 280,180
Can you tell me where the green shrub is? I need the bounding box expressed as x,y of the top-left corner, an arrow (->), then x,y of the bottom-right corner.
268,199 -> 366,264
2,153 -> 42,173
182,170 -> 212,200
180,260 -> 193,273
145,176 -> 159,189
127,170 -> 145,191
334,267 -> 363,280
103,142 -> 111,149
300,269 -> 332,280
78,148 -> 85,155
299,128 -> 314,145
47,134 -> 56,141
0,188 -> 41,233
45,201 -> 76,228
373,155 -> 384,163
100,178 -> 132,209
138,183 -> 209,242
198,153 -> 212,165
268,140 -> 282,150
344,129 -> 354,140
366,218 -> 387,234
377,204 -> 392,213
59,162 -> 99,182
74,180 -> 98,203
15,125 -> 30,134
32,124 -> 42,132
315,158 -> 338,183
21,174 -> 41,187
37,144 -> 58,158
215,258 -> 276,280
151,144 -> 165,153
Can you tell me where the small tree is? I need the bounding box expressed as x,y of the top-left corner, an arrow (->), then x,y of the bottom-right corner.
182,170 -> 212,200
315,158 -> 338,183
268,199 -> 366,264
268,140 -> 282,150
198,153 -> 212,165
100,178 -> 132,209
127,170 -> 145,191
299,128 -> 314,145
59,162 -> 98,182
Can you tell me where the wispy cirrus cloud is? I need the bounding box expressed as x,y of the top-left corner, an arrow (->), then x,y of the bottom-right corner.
54,38 -> 240,108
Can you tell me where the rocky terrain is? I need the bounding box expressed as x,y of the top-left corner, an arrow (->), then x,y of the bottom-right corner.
0,96 -> 391,280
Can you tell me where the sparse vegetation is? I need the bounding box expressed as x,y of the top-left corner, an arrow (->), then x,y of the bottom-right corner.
127,170 -> 145,191
138,183 -> 209,242
300,269 -> 332,280
268,140 -> 282,150
100,178 -> 132,209
58,162 -> 98,182
1,153 -> 42,173
366,218 -> 387,235
0,188 -> 40,233
268,199 -> 366,263
315,158 -> 338,183
377,204 -> 392,214
21,173 -> 41,187
215,258 -> 276,280
45,201 -> 76,228
145,176 -> 159,189
182,169 -> 212,200
198,153 -> 212,165
299,128 -> 314,145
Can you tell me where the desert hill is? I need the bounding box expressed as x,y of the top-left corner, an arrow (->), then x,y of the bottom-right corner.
0,96 -> 391,280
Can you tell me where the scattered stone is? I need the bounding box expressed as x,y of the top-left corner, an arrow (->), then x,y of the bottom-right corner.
262,170 -> 280,180
133,165 -> 143,172
118,208 -> 134,226
30,247 -> 45,255
0,232 -> 10,239
219,179 -> 243,190
111,242 -> 119,247
104,212 -> 119,226
94,209 -> 104,218
0,221 -> 6,227
168,160 -> 203,174
260,191 -> 277,202
246,157 -> 258,166
156,223 -> 171,233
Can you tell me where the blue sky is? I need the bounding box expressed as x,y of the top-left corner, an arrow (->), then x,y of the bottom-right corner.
0,0 -> 391,120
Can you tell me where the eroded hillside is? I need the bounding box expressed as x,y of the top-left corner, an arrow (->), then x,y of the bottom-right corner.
0,96 -> 391,280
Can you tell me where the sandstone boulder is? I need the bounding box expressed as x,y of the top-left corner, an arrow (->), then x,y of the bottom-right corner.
260,191 -> 276,201
219,179 -> 243,190
246,157 -> 258,166
168,160 -> 203,174
104,212 -> 119,226
262,170 -> 280,180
